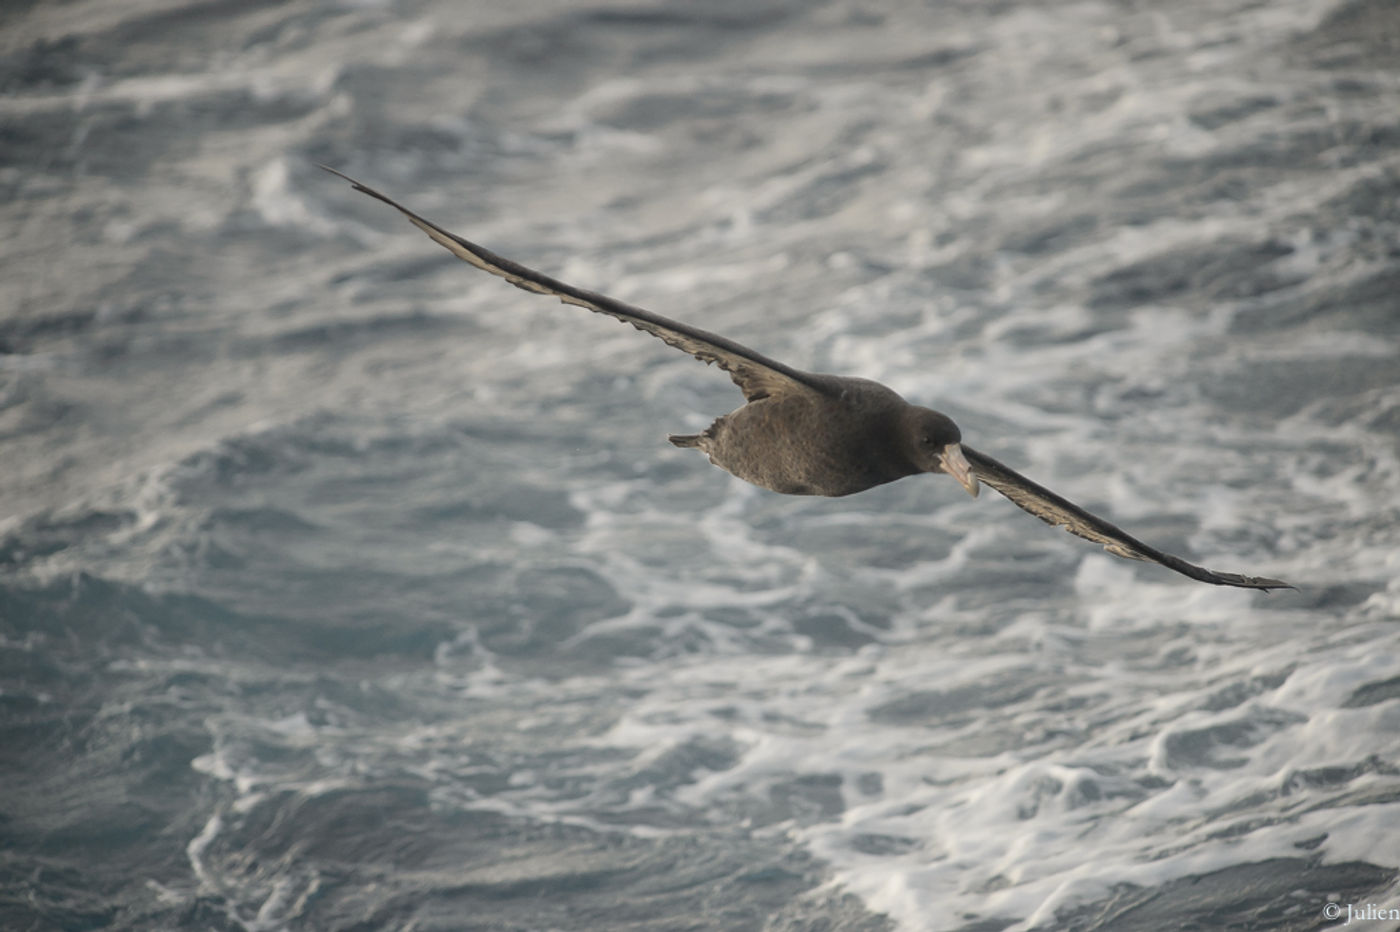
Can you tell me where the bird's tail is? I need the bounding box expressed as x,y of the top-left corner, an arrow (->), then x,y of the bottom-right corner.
668,433 -> 703,448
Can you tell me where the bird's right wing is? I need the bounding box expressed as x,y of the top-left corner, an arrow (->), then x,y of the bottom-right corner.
962,445 -> 1292,590
321,166 -> 826,403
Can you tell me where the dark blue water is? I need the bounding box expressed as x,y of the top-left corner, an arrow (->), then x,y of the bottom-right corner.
3,0 -> 1399,929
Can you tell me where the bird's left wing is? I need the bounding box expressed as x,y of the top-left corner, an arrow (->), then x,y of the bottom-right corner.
962,445 -> 1292,590
320,166 -> 828,404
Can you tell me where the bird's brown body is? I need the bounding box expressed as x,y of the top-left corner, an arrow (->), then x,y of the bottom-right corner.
673,377 -> 928,497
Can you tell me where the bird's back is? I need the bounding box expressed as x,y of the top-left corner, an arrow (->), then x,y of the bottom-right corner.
701,375 -> 918,496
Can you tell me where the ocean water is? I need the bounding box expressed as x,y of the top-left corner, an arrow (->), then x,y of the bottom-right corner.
2,0 -> 1399,929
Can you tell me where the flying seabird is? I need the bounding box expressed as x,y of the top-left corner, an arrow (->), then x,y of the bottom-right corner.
322,166 -> 1291,591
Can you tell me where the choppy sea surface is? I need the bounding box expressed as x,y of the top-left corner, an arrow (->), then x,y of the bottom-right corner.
3,0 -> 1400,929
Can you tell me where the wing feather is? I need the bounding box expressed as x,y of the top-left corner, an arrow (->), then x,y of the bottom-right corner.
321,166 -> 823,403
962,446 -> 1292,591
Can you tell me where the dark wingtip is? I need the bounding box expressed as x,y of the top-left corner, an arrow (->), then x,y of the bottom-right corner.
1227,574 -> 1295,592
317,163 -> 365,193
316,164 -> 403,212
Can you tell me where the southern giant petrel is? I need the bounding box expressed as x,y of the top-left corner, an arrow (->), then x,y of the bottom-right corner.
323,167 -> 1290,591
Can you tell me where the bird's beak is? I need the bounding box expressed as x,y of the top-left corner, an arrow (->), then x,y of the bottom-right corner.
940,443 -> 979,498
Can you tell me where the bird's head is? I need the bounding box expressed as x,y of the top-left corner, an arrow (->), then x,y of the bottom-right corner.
902,406 -> 979,497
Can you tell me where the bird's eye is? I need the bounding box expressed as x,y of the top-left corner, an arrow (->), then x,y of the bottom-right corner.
921,436 -> 932,445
